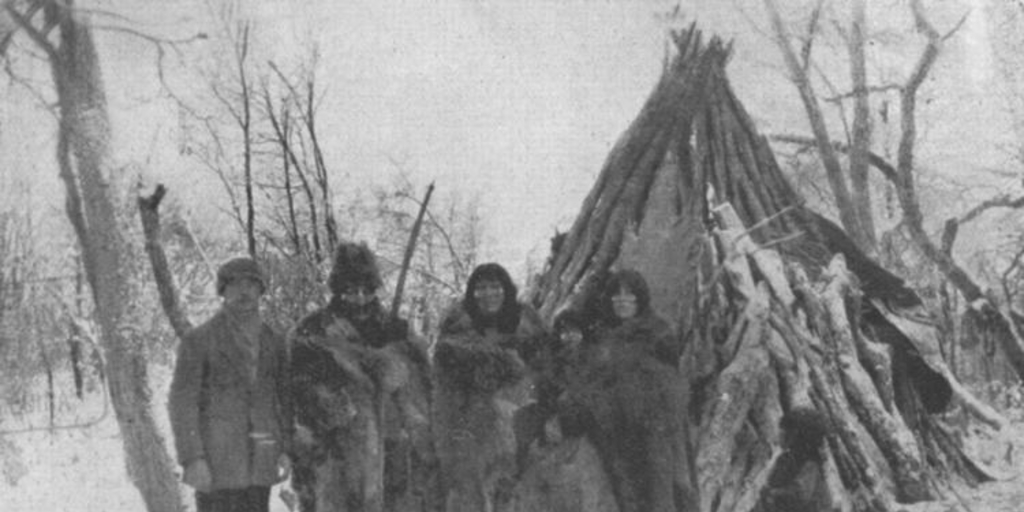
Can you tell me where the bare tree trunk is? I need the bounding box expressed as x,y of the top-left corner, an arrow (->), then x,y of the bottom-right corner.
848,0 -> 876,252
232,22 -> 257,258
763,0 -> 868,251
4,3 -> 184,511
304,79 -> 339,254
138,185 -> 193,339
268,61 -> 335,260
263,88 -> 316,258
890,0 -> 1024,381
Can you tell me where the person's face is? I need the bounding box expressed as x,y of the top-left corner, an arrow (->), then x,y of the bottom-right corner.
473,278 -> 505,315
611,287 -> 638,320
222,277 -> 262,316
339,284 -> 377,320
559,325 -> 584,351
340,284 -> 376,306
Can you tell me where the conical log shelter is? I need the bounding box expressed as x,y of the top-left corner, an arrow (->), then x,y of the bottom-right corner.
528,24 -> 1000,512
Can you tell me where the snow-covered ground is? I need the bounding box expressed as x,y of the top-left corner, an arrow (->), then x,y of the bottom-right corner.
4,366 -> 1024,512
0,365 -> 290,512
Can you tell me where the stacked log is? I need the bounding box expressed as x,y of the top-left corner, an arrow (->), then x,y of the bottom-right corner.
529,24 -> 997,512
532,27 -> 729,322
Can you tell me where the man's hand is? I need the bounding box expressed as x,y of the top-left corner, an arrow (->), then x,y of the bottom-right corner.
294,423 -> 315,446
277,453 -> 292,482
182,459 -> 212,491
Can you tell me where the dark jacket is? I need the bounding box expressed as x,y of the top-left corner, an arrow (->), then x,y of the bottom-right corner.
168,310 -> 290,490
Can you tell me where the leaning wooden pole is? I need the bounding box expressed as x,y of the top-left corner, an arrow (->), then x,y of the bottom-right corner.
392,182 -> 435,317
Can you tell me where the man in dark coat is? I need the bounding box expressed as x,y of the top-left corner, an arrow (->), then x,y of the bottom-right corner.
288,242 -> 433,512
169,257 -> 292,512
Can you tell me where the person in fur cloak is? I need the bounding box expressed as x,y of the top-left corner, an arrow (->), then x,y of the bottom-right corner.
591,269 -> 680,367
432,262 -> 546,512
510,307 -> 591,475
288,242 -> 434,512
558,269 -> 697,512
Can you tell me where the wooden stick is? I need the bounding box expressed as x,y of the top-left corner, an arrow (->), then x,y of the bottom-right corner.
391,182 -> 434,318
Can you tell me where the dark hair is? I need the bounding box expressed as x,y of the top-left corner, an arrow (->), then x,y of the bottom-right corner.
327,242 -> 383,297
553,308 -> 593,341
599,269 -> 652,323
463,263 -> 521,334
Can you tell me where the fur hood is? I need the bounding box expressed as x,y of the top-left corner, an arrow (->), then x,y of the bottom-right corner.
440,300 -> 545,339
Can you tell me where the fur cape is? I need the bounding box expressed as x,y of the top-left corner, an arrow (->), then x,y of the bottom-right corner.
557,312 -> 696,512
432,301 -> 547,512
288,304 -> 433,512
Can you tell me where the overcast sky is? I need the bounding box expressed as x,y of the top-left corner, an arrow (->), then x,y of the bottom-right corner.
2,0 -> 1017,279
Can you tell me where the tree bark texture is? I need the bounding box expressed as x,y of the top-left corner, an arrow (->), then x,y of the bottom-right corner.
763,0 -> 868,251
890,0 -> 1024,383
138,185 -> 194,339
528,25 -> 993,512
847,0 -> 877,251
35,5 -> 184,512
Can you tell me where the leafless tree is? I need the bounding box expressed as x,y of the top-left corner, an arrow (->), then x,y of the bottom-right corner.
2,2 -> 182,510
761,1 -> 1024,381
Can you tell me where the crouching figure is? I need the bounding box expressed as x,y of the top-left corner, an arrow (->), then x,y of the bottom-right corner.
288,242 -> 433,512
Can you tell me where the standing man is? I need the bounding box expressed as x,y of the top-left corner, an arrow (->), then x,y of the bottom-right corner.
169,257 -> 292,512
289,242 -> 434,512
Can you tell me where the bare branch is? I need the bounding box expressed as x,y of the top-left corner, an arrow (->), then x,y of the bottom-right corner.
386,157 -> 473,283
940,218 -> 957,256
5,3 -> 56,60
263,81 -> 323,260
1002,242 -> 1024,305
823,84 -> 902,103
137,184 -> 193,339
942,11 -> 971,41
958,194 -> 1024,226
895,0 -> 942,229
267,58 -> 336,256
262,86 -> 302,255
374,252 -> 460,295
728,0 -> 772,41
3,57 -> 58,114
810,59 -> 853,153
799,0 -> 827,73
769,133 -> 898,183
91,24 -> 206,45
764,0 -> 865,248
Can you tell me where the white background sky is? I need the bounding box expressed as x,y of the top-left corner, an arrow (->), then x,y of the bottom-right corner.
2,0 -> 1019,279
